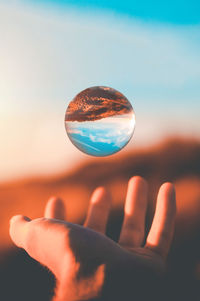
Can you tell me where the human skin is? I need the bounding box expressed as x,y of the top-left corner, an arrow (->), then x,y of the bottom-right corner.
9,176 -> 176,301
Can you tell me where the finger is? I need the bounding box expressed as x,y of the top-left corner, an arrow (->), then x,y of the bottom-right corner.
145,183 -> 176,259
9,215 -> 70,278
119,176 -> 148,248
9,215 -> 31,248
84,187 -> 111,234
44,196 -> 66,220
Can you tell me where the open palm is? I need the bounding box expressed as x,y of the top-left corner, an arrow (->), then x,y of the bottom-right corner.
9,176 -> 176,301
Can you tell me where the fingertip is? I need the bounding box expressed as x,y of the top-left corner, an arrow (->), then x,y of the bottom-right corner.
85,186 -> 111,233
44,196 -> 66,220
9,215 -> 31,247
93,186 -> 106,195
91,186 -> 110,205
9,214 -> 30,226
127,176 -> 148,201
160,182 -> 175,192
128,176 -> 148,189
159,182 -> 176,208
47,196 -> 65,208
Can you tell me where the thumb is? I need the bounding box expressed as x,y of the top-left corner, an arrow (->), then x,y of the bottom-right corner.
9,215 -> 31,248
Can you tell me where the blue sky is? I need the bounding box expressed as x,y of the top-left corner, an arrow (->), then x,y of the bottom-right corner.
0,0 -> 200,181
66,115 -> 135,156
34,0 -> 200,24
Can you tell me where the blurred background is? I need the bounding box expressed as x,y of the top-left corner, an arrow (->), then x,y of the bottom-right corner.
0,0 -> 200,300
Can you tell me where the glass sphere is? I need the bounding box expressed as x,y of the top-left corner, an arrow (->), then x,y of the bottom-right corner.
65,86 -> 135,157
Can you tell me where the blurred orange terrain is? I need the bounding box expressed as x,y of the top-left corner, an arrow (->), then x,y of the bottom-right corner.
1,137 -> 200,250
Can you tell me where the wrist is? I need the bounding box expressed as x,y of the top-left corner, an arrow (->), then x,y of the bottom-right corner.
52,264 -> 105,301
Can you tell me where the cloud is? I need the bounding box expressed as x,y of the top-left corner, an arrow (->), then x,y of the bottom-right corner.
89,134 -> 111,144
65,86 -> 133,122
66,117 -> 134,149
67,128 -> 84,135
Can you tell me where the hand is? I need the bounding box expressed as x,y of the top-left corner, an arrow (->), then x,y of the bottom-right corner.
9,176 -> 176,301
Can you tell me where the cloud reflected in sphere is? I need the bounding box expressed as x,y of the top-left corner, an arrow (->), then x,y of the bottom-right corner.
65,86 -> 135,156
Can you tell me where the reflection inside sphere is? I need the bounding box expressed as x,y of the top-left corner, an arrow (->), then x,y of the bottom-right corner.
65,86 -> 136,157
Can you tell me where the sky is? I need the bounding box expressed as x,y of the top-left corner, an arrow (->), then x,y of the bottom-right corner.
34,0 -> 200,24
66,114 -> 135,156
0,0 -> 200,182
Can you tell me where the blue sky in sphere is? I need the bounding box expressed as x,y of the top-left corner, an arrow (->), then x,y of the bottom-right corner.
66,115 -> 135,156
68,132 -> 120,156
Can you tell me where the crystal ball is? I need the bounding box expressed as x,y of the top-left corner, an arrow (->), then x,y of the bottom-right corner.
65,86 -> 136,157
